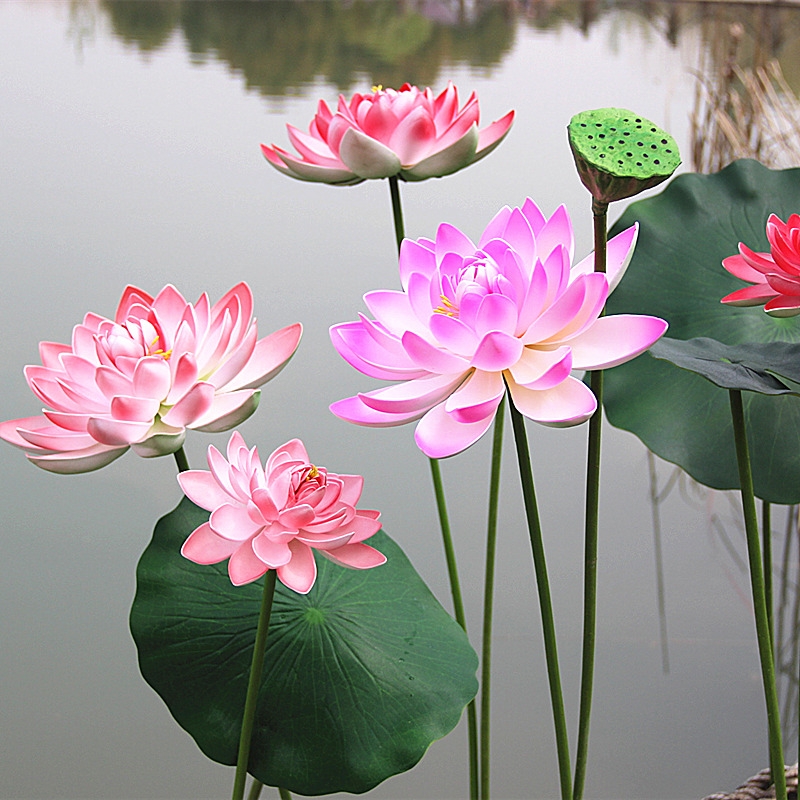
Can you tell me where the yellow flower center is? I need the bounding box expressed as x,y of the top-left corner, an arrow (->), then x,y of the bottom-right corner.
433,294 -> 459,317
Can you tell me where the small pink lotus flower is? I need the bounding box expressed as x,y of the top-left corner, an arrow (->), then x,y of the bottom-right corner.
0,283 -> 302,474
261,82 -> 514,185
179,432 -> 386,592
721,213 -> 800,317
330,198 -> 668,458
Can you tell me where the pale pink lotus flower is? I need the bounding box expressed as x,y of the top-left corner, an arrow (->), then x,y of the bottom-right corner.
0,283 -> 302,474
179,432 -> 386,591
330,198 -> 668,458
721,213 -> 800,317
261,82 -> 514,185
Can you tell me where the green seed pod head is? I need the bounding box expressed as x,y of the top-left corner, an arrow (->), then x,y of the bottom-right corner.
568,108 -> 681,205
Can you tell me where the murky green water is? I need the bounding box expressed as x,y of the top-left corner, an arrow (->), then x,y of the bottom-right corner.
2,2 -> 800,798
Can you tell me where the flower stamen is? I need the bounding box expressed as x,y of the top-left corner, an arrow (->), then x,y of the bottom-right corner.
433,294 -> 459,317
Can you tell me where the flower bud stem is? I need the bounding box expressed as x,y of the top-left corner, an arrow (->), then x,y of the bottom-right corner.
231,570 -> 279,800
729,389 -> 786,800
173,446 -> 190,474
509,394 -> 573,800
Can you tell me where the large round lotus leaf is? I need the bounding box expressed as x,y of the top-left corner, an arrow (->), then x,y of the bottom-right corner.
130,497 -> 478,796
604,159 -> 800,504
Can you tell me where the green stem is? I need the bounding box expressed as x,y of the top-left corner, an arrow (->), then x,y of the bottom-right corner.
573,194 -> 609,800
386,174 -> 477,799
480,395 -> 506,800
173,446 -> 190,473
729,390 -> 786,800
278,790 -> 293,800
762,500 -> 773,653
429,457 -> 479,798
246,780 -> 263,800
508,396 -> 572,800
388,175 -> 405,252
231,570 -> 279,800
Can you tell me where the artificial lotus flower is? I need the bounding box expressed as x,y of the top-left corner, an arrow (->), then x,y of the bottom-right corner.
0,283 -> 302,474
261,82 -> 514,185
179,432 -> 386,592
330,198 -> 668,458
721,213 -> 800,317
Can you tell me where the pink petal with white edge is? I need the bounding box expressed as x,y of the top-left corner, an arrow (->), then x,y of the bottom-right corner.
161,382 -> 215,428
723,253 -> 772,284
29,443 -> 128,474
398,238 -> 438,287
228,542 -> 269,587
218,323 -> 302,392
87,416 -> 154,446
181,522 -> 239,565
131,423 -> 186,457
330,395 -> 425,428
414,400 -> 496,458
277,540 -> 317,594
320,542 -> 387,570
469,330 -> 523,371
721,284 -> 777,306
252,532 -> 293,568
402,125 -> 478,181
338,127 -> 402,179
474,110 -> 515,159
273,147 -> 362,184
508,346 -> 573,390
178,469 -> 234,511
110,395 -> 161,423
357,373 -> 465,415
132,356 -> 172,402
507,375 -> 596,426
0,416 -> 62,450
434,222 -> 477,261
16,424 -> 96,451
536,205 -> 574,264
765,296 -> 800,317
571,224 -> 638,293
568,314 -> 668,370
189,389 -> 260,433
402,330 -> 469,374
444,370 -> 504,424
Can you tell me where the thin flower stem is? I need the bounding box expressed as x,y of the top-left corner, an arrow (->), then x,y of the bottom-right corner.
573,197 -> 609,800
762,500 -> 773,652
278,789 -> 293,800
729,390 -> 786,800
388,175 -> 405,249
508,396 -> 573,800
387,174 -> 478,800
173,446 -> 190,473
480,395 -> 506,800
429,456 -> 479,798
246,780 -> 263,800
231,570 -> 279,800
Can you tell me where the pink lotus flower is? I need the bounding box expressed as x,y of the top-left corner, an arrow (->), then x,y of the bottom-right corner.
0,283 -> 302,474
721,213 -> 800,317
330,199 -> 668,458
179,432 -> 386,591
261,82 -> 514,185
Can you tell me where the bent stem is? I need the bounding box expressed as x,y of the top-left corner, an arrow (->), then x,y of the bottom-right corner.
729,389 -> 786,800
174,446 -> 190,473
387,173 -> 478,799
573,197 -> 609,800
508,395 -> 573,800
231,570 -> 279,800
480,395 -> 506,799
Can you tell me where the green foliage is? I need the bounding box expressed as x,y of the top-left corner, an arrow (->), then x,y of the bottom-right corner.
604,159 -> 800,503
130,498 -> 478,796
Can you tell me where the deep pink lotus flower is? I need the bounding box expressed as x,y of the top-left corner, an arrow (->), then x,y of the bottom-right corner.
261,82 -> 514,185
330,198 -> 668,458
0,283 -> 302,474
179,432 -> 386,591
721,213 -> 800,317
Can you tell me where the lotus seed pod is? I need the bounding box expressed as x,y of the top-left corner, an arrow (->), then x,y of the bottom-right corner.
568,108 -> 681,206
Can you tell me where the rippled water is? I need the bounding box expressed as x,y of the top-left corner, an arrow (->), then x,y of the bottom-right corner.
2,2 -> 800,798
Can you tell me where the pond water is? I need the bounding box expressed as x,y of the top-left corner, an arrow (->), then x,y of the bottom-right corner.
3,2 -> 800,799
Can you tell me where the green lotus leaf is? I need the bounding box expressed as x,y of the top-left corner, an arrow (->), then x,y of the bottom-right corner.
604,159 -> 800,503
649,337 -> 797,395
130,497 -> 478,796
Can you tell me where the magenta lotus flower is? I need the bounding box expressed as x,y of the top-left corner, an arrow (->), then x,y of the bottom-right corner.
0,283 -> 302,474
330,199 -> 668,458
721,213 -> 800,317
261,82 -> 514,185
179,432 -> 386,591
